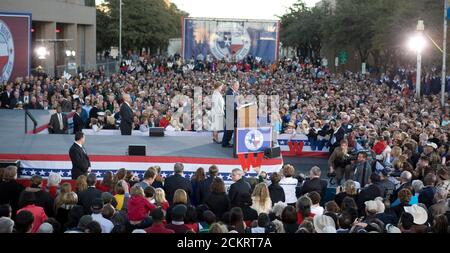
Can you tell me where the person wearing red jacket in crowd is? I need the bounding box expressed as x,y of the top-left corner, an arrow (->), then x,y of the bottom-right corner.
372,135 -> 388,156
17,191 -> 48,233
127,184 -> 156,229
296,195 -> 315,225
97,171 -> 113,193
159,113 -> 171,129
144,208 -> 174,234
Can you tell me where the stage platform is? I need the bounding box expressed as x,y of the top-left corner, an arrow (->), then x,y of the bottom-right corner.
0,110 -> 283,180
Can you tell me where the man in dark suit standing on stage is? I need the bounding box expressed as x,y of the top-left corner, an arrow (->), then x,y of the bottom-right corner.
221,81 -> 240,148
119,93 -> 133,135
49,105 -> 68,134
73,106 -> 84,134
69,132 -> 91,179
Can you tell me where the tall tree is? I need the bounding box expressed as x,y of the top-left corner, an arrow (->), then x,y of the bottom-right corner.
96,0 -> 188,54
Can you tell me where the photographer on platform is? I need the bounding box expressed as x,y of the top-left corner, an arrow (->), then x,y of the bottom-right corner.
328,140 -> 352,186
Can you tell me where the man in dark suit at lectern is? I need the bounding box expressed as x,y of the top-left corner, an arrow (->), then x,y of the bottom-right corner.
69,132 -> 91,179
119,93 -> 133,135
222,81 -> 240,148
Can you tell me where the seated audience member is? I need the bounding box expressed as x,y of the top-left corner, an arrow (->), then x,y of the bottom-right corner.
236,193 -> 258,227
268,172 -> 285,205
229,168 -> 252,207
62,205 -> 85,231
299,166 -> 327,198
296,195 -> 315,225
127,184 -> 155,229
0,166 -> 25,218
90,198 -> 113,233
144,186 -> 156,205
164,163 -> 192,205
17,191 -> 48,233
84,221 -> 102,233
279,165 -> 298,206
24,175 -> 54,217
145,208 -> 174,234
139,168 -> 157,190
308,191 -> 324,216
55,183 -> 78,225
165,204 -> 192,233
166,189 -> 190,223
198,210 -> 216,233
0,204 -> 12,218
114,180 -> 129,211
14,210 -> 34,233
76,175 -> 88,193
205,177 -> 230,220
77,173 -> 102,214
251,183 -> 272,215
97,171 -> 114,193
154,188 -> 169,211
281,205 -> 298,233
47,172 -> 61,199
0,217 -> 14,233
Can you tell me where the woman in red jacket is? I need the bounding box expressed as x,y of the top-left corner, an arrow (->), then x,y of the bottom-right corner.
17,191 -> 48,233
127,185 -> 156,229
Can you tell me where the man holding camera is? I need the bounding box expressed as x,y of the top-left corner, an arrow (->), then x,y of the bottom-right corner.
328,140 -> 352,186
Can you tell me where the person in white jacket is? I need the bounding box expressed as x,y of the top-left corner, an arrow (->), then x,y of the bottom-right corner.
279,164 -> 298,205
211,82 -> 225,143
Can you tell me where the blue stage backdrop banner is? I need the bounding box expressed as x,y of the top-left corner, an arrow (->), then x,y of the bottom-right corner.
236,127 -> 272,154
183,18 -> 279,63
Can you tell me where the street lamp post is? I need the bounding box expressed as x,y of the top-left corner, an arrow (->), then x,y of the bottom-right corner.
442,0 -> 448,107
119,0 -> 122,63
415,20 -> 425,98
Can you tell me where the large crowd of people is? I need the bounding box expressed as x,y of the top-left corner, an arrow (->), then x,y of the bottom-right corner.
0,158 -> 449,234
0,53 -> 450,233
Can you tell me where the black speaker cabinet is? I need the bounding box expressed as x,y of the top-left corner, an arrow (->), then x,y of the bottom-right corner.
128,145 -> 146,156
264,147 -> 281,158
149,127 -> 164,137
0,160 -> 20,169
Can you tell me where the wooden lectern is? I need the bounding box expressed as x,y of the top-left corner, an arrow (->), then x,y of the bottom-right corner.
234,103 -> 257,158
237,103 -> 257,128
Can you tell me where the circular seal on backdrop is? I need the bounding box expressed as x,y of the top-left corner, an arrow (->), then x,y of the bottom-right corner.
245,129 -> 264,151
0,20 -> 14,83
209,22 -> 251,62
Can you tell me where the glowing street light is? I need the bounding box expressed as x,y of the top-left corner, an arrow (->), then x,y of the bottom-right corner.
35,46 -> 49,60
408,34 -> 426,52
65,50 -> 76,57
407,20 -> 425,98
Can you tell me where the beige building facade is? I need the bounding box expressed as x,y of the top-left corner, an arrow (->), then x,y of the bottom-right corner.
0,0 -> 96,76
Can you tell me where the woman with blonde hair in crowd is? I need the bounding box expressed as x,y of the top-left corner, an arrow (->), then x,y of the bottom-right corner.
75,175 -> 87,193
54,183 -> 78,226
154,188 -> 169,211
251,183 -> 272,215
112,168 -> 127,191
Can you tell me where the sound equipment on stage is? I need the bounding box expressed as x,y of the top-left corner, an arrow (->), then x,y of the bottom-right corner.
149,127 -> 164,137
128,145 -> 146,156
0,160 -> 20,169
264,147 -> 280,158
